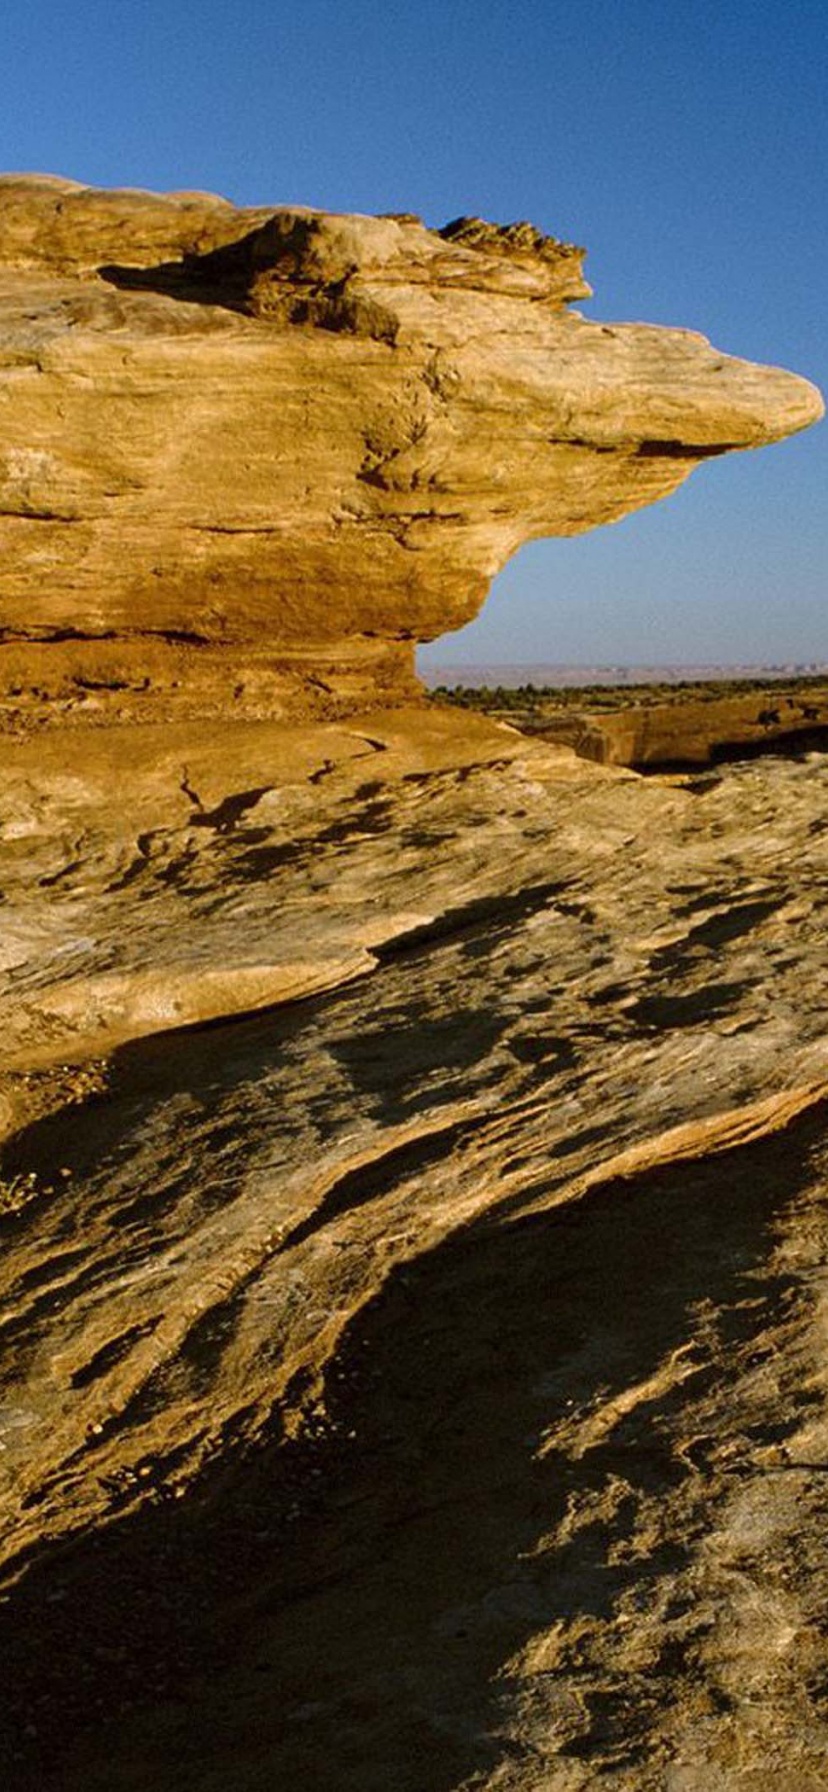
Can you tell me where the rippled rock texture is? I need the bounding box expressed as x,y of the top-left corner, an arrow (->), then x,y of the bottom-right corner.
0,176 -> 822,724
1,709 -> 827,1790
1,179 -> 826,1790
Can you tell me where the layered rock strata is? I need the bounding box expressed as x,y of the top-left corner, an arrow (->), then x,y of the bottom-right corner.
0,710 -> 827,1791
0,176 -> 822,724
579,684 -> 828,767
477,682 -> 828,768
0,180 -> 826,1790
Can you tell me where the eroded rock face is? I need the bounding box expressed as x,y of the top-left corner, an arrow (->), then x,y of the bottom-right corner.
497,683 -> 828,768
1,180 -> 827,1791
0,175 -> 822,724
1,710 -> 827,1791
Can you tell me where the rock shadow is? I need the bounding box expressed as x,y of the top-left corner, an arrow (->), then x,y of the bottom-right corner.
97,222 -> 271,314
1,1100 -> 824,1790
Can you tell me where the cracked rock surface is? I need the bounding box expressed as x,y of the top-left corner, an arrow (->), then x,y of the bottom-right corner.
1,708 -> 827,1789
0,177 -> 825,1790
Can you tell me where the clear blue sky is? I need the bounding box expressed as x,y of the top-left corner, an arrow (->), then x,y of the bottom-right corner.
2,0 -> 825,666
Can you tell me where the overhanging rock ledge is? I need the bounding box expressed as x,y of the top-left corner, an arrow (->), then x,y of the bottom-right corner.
0,174 -> 822,727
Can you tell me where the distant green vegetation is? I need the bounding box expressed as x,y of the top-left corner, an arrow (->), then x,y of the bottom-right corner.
431,674 -> 828,723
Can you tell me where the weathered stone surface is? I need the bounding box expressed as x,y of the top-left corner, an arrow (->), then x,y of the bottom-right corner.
481,682 -> 828,767
0,710 -> 827,1791
0,180 -> 826,1792
580,684 -> 828,766
0,176 -> 822,724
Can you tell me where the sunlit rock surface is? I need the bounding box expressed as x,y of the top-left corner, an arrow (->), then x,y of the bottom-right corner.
0,175 -> 822,724
1,708 -> 827,1789
0,181 -> 826,1790
476,683 -> 828,768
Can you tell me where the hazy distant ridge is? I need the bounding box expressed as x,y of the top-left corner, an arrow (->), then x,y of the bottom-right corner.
419,661 -> 828,689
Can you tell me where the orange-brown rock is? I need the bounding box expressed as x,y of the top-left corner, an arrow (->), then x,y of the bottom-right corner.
582,686 -> 828,766
1,704 -> 827,1791
505,683 -> 828,767
0,176 -> 822,725
1,179 -> 827,1792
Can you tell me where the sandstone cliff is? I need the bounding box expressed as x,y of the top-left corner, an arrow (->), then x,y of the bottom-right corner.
0,181 -> 826,1792
0,176 -> 822,726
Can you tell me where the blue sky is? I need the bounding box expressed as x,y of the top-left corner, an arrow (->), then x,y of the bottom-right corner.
1,0 -> 825,665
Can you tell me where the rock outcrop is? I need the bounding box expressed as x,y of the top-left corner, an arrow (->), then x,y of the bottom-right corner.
1,709 -> 827,1792
0,175 -> 822,726
579,685 -> 828,767
477,682 -> 828,768
0,181 -> 826,1792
